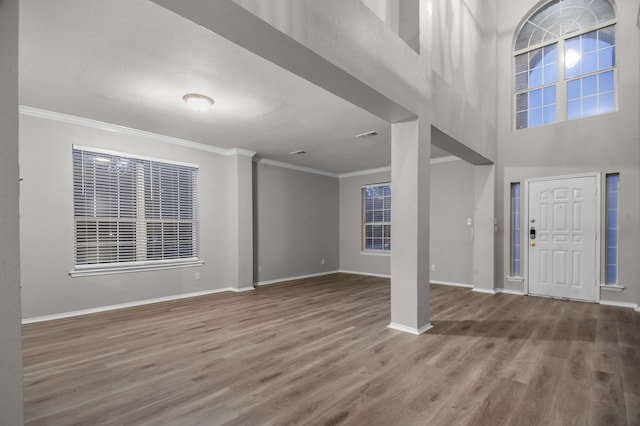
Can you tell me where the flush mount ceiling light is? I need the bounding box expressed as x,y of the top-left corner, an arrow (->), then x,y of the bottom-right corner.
289,149 -> 307,155
183,93 -> 214,112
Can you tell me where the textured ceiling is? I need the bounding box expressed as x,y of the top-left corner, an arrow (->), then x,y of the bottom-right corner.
20,0 -> 451,174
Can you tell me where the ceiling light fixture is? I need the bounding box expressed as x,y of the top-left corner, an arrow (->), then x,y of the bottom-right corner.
183,93 -> 214,112
289,150 -> 307,155
355,130 -> 378,138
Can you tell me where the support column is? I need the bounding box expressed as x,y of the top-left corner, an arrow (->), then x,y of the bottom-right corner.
472,165 -> 495,293
0,0 -> 25,422
389,119 -> 432,335
229,150 -> 255,291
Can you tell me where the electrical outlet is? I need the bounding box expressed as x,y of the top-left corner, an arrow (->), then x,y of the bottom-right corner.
258,265 -> 263,272
195,272 -> 201,281
321,258 -> 325,265
431,264 -> 436,272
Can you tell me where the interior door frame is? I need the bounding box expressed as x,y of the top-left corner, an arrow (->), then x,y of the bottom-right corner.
523,172 -> 601,302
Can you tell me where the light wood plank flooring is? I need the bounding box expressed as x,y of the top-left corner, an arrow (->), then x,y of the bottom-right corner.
23,273 -> 640,425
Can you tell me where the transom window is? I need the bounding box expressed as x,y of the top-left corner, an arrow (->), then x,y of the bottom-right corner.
514,0 -> 616,129
72,146 -> 200,275
362,183 -> 391,252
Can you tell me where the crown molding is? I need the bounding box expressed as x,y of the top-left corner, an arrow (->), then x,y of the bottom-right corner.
19,105 -> 256,157
256,158 -> 339,178
338,166 -> 391,179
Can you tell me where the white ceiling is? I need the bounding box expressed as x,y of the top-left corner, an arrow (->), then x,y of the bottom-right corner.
20,0 -> 450,174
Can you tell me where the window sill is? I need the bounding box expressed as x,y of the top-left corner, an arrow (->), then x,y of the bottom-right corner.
505,276 -> 525,282
600,284 -> 625,292
69,259 -> 204,277
360,251 -> 391,257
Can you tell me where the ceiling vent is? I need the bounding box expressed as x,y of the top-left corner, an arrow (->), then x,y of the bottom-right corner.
355,130 -> 378,138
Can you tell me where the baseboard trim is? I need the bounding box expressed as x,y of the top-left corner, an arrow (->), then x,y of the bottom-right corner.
388,322 -> 434,335
22,287 -> 234,324
600,300 -> 640,311
338,270 -> 391,278
255,270 -> 340,286
472,287 -> 497,295
430,280 -> 473,288
229,286 -> 255,293
496,288 -> 525,296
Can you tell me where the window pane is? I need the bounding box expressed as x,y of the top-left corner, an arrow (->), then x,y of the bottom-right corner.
582,75 -> 597,96
599,70 -> 614,93
528,108 -> 542,127
516,111 -> 527,129
543,106 -> 556,125
543,85 -> 556,106
567,79 -> 580,101
582,52 -> 597,74
529,89 -> 542,108
567,99 -> 581,120
511,183 -> 521,277
605,174 -> 619,285
599,92 -> 614,114
582,96 -> 598,117
362,183 -> 391,251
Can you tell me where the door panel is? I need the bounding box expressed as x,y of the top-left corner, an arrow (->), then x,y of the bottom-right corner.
528,176 -> 598,301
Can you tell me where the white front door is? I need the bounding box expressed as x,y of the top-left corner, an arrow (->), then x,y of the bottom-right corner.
527,175 -> 599,301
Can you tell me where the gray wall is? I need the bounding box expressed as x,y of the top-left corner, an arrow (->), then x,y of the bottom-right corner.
254,162 -> 339,283
0,0 -> 24,422
338,161 -> 475,283
495,0 -> 640,305
430,160 -> 474,285
339,170 -> 392,276
20,115 -> 239,318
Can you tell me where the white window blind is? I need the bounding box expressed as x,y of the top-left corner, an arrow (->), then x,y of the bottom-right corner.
72,147 -> 199,271
362,183 -> 391,252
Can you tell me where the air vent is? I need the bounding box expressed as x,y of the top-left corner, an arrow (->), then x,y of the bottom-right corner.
355,130 -> 378,138
288,149 -> 307,155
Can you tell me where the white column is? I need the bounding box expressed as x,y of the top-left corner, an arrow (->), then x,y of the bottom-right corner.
229,150 -> 255,291
472,165 -> 496,293
389,119 -> 432,334
0,0 -> 24,422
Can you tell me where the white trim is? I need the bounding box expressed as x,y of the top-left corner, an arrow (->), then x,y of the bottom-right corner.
256,158 -> 338,178
338,270 -> 391,278
430,155 -> 461,165
337,157 -> 461,179
430,280 -> 473,288
599,300 -> 639,311
229,286 -> 255,292
472,287 -> 497,295
22,287 -> 233,324
496,288 -> 525,296
20,105 -> 256,158
255,270 -> 340,286
69,260 -> 204,277
72,144 -> 200,169
600,284 -> 625,292
360,251 -> 391,257
227,148 -> 256,158
387,322 -> 434,335
339,166 -> 391,179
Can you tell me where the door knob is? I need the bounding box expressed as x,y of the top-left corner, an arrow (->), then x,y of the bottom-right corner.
530,242 -> 536,247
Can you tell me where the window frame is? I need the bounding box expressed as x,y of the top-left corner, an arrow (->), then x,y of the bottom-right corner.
70,145 -> 203,277
361,182 -> 391,254
604,173 -> 619,286
513,0 -> 617,129
510,182 -> 522,277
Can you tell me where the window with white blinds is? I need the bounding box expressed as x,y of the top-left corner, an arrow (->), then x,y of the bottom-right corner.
362,183 -> 391,252
72,146 -> 200,273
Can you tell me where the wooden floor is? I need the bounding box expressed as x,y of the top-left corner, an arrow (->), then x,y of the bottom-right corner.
23,273 -> 640,425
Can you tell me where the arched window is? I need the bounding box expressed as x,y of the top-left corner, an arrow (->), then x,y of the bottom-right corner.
514,0 -> 616,129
